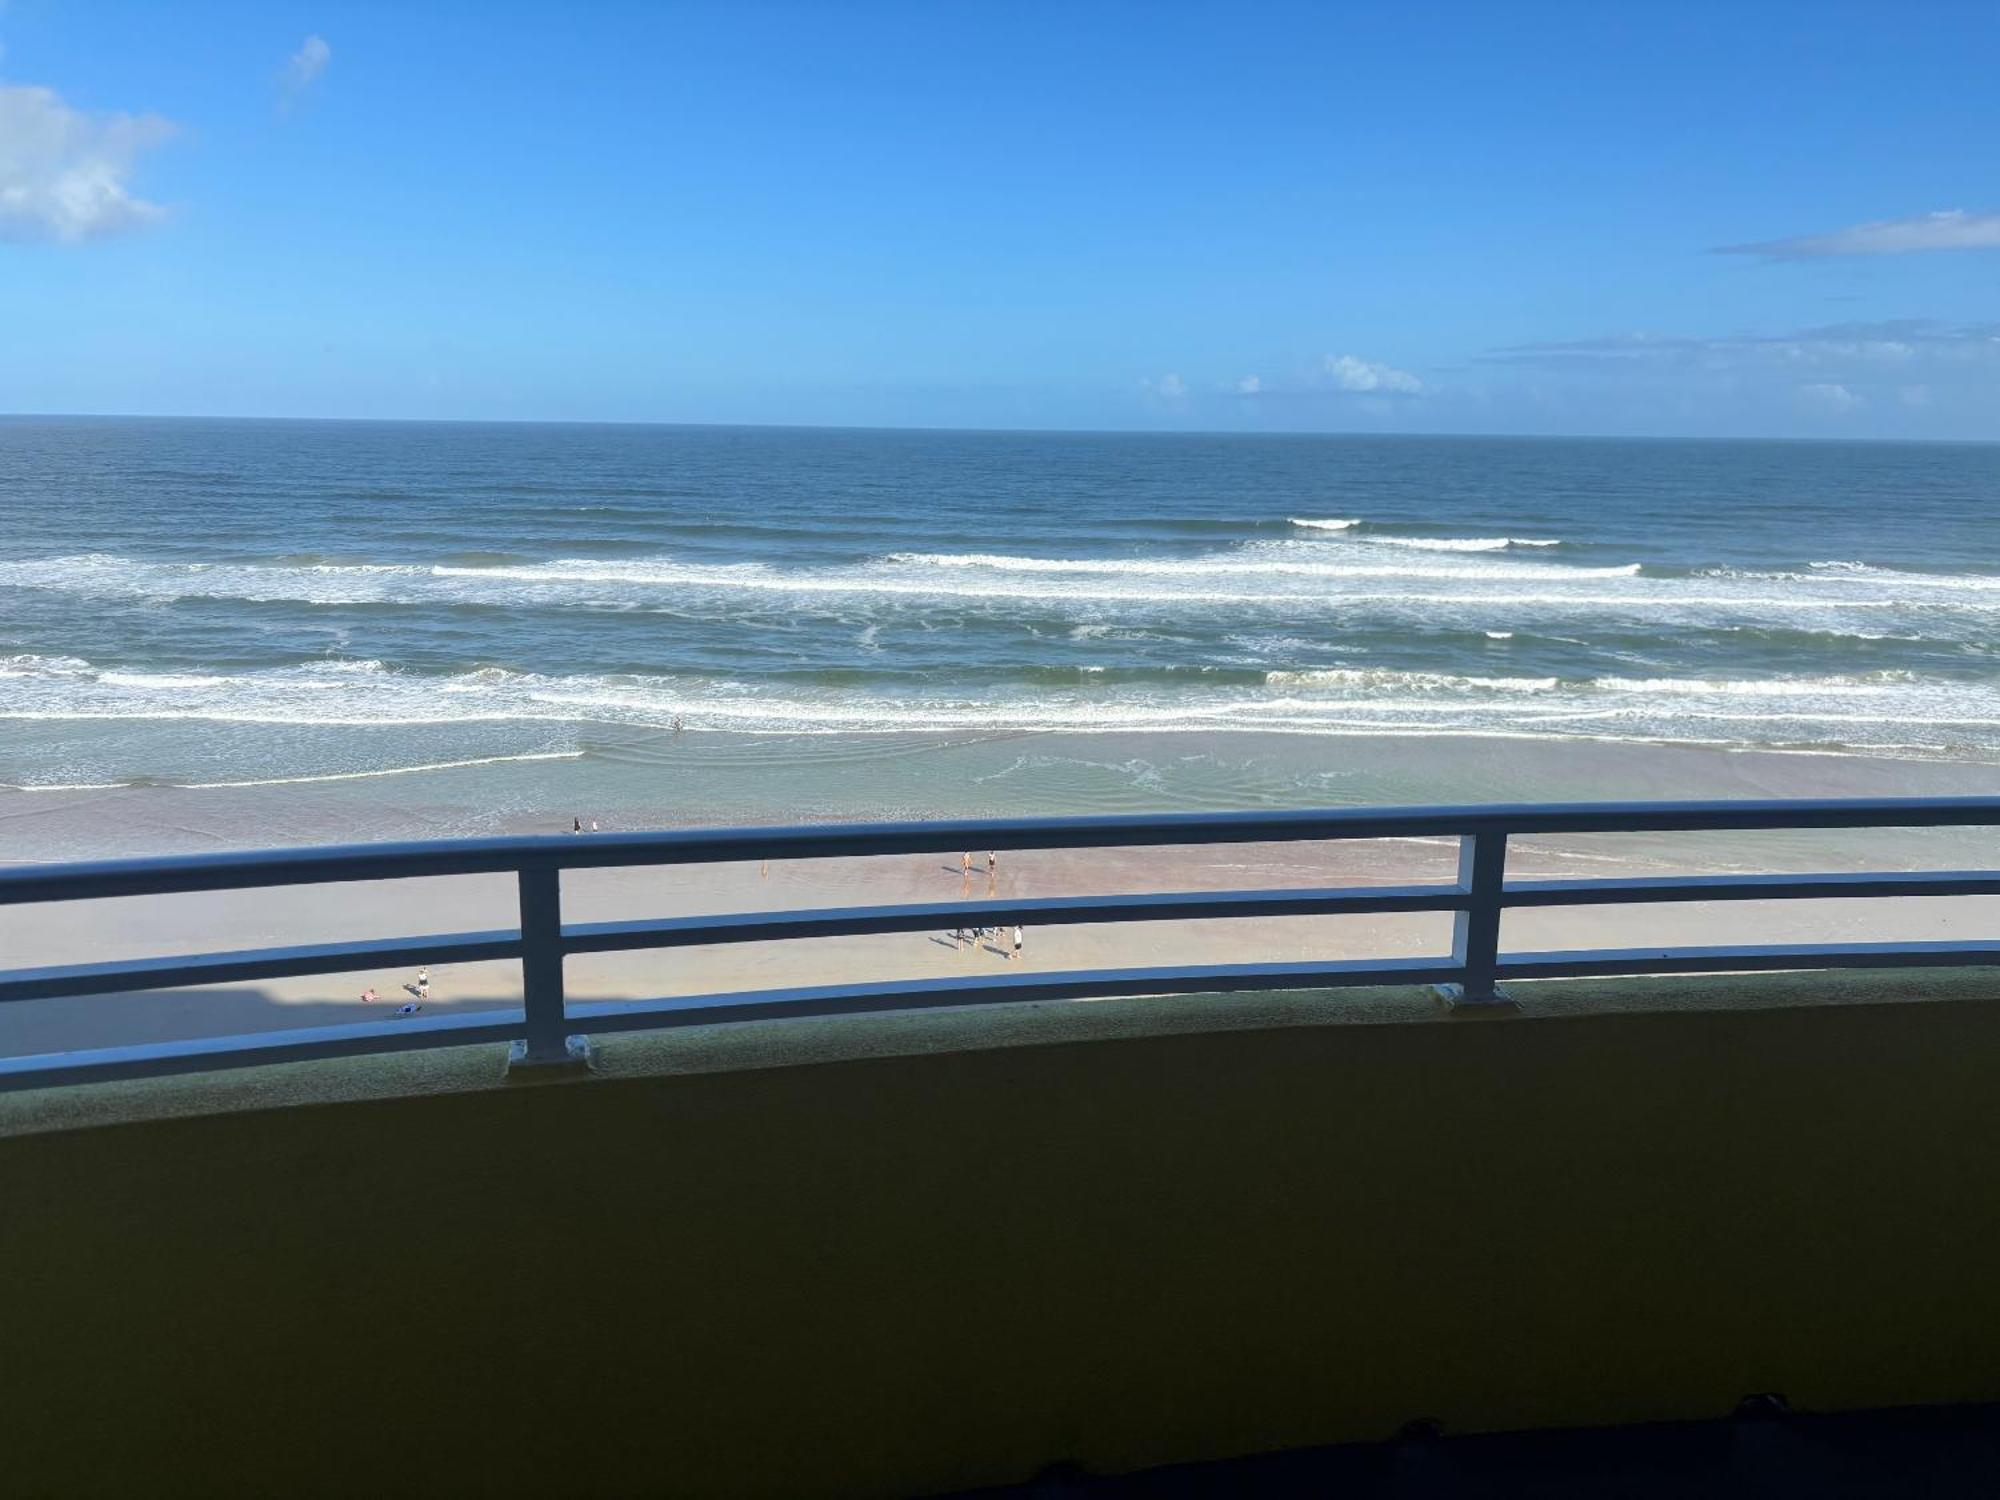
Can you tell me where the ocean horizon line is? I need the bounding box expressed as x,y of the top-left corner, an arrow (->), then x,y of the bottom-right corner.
2,411 -> 1995,450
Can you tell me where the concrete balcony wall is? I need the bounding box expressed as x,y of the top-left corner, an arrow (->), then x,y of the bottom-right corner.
2,972 -> 1999,1497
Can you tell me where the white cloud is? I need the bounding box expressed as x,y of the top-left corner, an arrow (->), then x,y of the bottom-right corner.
1142,372 -> 1187,400
0,84 -> 174,243
1236,375 -> 1261,395
283,35 -> 332,105
1799,381 -> 1863,414
1718,209 -> 2000,259
1323,353 -> 1422,394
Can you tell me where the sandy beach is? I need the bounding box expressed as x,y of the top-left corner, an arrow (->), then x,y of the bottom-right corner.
4,730 -> 1997,1059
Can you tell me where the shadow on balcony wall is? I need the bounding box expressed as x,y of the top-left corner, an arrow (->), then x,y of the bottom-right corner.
2,970 -> 1999,1496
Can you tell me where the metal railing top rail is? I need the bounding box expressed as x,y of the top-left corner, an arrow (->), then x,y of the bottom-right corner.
2,795 -> 1997,905
0,795 -> 1993,1093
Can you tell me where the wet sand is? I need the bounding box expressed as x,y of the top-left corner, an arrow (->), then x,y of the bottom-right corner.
7,728 -> 2000,864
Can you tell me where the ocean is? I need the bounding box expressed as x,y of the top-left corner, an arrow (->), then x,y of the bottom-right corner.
1,417 -> 1997,846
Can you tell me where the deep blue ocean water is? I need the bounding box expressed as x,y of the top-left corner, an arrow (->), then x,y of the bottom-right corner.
0,417 -> 1996,794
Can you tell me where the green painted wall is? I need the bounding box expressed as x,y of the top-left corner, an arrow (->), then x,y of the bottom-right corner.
4,985 -> 2000,1496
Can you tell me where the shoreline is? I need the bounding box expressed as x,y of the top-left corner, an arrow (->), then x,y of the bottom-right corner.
5,727 -> 2000,867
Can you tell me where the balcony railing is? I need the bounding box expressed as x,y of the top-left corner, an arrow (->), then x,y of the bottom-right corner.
1,797 -> 1996,1092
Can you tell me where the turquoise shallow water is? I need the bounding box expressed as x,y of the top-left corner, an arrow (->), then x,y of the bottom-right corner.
0,418 -> 1996,800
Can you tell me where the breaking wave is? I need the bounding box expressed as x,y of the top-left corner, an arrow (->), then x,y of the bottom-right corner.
1,653 -> 1993,761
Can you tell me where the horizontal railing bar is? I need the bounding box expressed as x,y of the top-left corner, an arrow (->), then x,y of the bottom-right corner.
0,930 -> 523,1005
1498,940 -> 2000,980
0,1010 -> 527,1093
1,796 -> 1994,905
561,884 -> 1468,954
564,957 -> 1466,1034
4,938 -> 1996,1093
1502,870 -> 2000,908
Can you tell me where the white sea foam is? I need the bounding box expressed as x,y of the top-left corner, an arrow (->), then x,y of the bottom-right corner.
1369,536 -> 1562,552
885,549 -> 1633,580
1593,674 -> 1908,696
2,655 -> 1989,762
0,749 -> 588,793
1715,564 -> 2000,593
97,671 -> 235,689
0,653 -> 92,677
17,554 -> 2000,630
2,550 -> 1669,609
1265,669 -> 1559,692
177,749 -> 588,789
1285,518 -> 1566,551
3,540 -> 1998,765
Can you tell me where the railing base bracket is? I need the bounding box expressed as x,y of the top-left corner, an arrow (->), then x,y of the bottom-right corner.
505,1035 -> 595,1079
1433,984 -> 1520,1014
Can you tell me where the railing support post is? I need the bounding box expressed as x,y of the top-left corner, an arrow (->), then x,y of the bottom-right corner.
1437,831 -> 1516,1011
507,863 -> 593,1075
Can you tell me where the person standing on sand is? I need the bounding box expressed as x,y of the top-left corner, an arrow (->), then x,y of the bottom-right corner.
988,851 -> 997,877
1011,926 -> 1024,962
962,851 -> 972,876
590,819 -> 599,833
416,967 -> 430,1001
573,816 -> 581,834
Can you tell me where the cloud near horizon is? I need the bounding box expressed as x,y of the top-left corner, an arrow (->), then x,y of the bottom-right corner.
1716,209 -> 2000,258
0,83 -> 174,243
1322,353 -> 1423,395
1798,381 -> 1863,414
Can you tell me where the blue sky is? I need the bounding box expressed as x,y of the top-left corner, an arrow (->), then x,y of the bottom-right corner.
2,0 -> 1997,438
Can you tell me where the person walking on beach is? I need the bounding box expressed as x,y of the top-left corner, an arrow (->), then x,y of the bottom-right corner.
573,816 -> 582,834
416,967 -> 430,1001
1010,925 -> 1024,962
962,851 -> 972,877
987,851 -> 997,877
590,819 -> 599,833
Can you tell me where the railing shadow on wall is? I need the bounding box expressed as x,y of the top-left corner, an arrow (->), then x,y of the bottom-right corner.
1,797 -> 1996,1092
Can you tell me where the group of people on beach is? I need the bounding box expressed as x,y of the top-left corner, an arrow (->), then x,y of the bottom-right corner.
349,844 -> 1020,1016
950,852 -> 1022,959
571,817 -> 600,833
360,965 -> 429,1016
949,921 -> 1025,959
950,923 -> 1025,960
